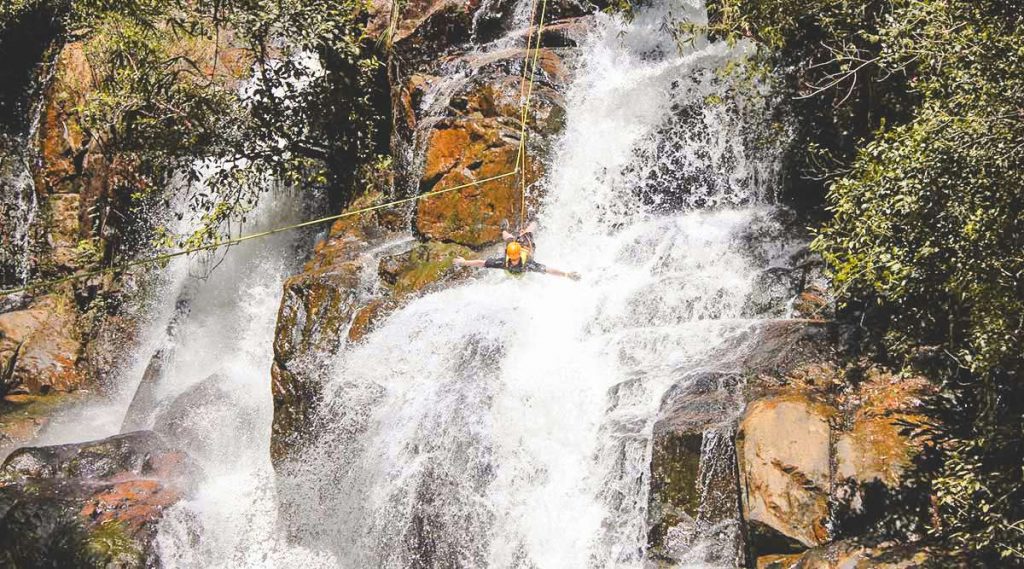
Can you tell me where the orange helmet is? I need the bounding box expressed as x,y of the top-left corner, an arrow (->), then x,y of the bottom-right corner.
505,241 -> 522,264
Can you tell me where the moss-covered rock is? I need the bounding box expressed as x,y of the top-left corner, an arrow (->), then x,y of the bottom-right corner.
378,241 -> 475,296
0,431 -> 198,567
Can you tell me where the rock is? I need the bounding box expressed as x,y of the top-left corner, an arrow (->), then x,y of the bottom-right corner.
152,373 -> 263,465
271,187 -> 410,463
835,416 -> 913,490
0,296 -> 84,395
644,322 -> 840,565
271,266 -> 363,463
367,0 -> 477,47
830,370 -> 934,537
46,193 -> 82,269
412,48 -> 568,247
0,430 -> 197,484
757,553 -> 804,569
737,394 -> 835,552
348,298 -> 392,343
0,392 -> 88,459
120,350 -> 169,433
791,283 -> 830,320
378,241 -> 475,295
0,431 -> 198,567
780,539 -> 966,568
79,313 -> 138,391
414,131 -> 532,247
648,372 -> 745,563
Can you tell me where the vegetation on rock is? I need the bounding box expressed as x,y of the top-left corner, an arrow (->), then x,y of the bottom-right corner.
1,0 -> 387,258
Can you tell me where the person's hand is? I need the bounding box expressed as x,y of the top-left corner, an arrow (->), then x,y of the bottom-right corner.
453,257 -> 466,267
568,271 -> 581,281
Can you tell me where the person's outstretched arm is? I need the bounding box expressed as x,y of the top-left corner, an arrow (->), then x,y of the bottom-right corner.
454,257 -> 486,268
543,267 -> 581,281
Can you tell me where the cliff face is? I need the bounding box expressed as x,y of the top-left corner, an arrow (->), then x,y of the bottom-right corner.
0,14 -> 250,452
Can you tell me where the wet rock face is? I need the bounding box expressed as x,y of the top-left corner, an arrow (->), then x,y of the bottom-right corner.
647,372 -> 745,564
411,45 -> 573,247
0,431 -> 198,568
737,394 -> 834,550
0,296 -> 84,396
271,264 -> 365,462
271,1 -> 593,465
646,321 -> 938,565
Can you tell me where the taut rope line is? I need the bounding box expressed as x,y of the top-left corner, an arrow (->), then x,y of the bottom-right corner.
0,171 -> 517,296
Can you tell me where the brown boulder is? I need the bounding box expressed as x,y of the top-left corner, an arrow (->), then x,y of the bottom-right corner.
737,394 -> 835,551
0,431 -> 198,567
0,296 -> 84,395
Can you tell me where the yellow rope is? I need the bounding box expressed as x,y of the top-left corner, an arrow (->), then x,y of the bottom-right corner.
0,170 -> 518,296
515,0 -> 550,226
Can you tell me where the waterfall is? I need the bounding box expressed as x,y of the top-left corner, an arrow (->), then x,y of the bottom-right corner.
241,2 -> 793,568
32,0 -> 802,566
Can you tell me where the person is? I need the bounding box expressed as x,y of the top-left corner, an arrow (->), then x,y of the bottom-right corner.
453,220 -> 581,280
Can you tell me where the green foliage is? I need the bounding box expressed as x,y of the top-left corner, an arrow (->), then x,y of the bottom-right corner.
707,0 -> 1024,561
2,0 -> 387,252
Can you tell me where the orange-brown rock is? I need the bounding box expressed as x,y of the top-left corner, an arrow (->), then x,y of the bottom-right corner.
782,539 -> 967,569
737,394 -> 835,550
348,299 -> 391,343
757,553 -> 804,569
367,0 -> 479,44
416,135 -> 540,247
0,295 -> 84,395
0,431 -> 198,566
0,392 -> 88,459
80,478 -> 184,534
410,45 -> 568,247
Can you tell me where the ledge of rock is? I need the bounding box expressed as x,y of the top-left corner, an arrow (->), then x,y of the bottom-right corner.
0,431 -> 199,567
756,538 -> 967,569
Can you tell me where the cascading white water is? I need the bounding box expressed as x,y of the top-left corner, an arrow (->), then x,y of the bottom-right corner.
259,2 -> 798,568
38,0 -> 807,566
